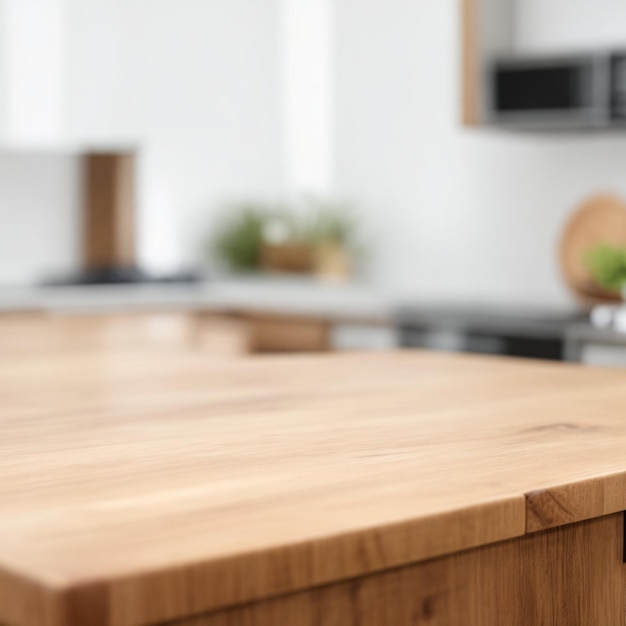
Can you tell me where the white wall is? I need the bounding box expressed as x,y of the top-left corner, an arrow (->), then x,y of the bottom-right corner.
0,0 -> 80,285
64,0 -> 277,272
0,0 -> 287,284
515,0 -> 626,52
0,151 -> 80,285
61,0 -> 284,273
335,0 -> 626,308
0,1 -> 6,139
280,0 -> 335,195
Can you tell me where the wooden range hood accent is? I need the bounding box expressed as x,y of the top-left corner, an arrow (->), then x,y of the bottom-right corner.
83,151 -> 137,270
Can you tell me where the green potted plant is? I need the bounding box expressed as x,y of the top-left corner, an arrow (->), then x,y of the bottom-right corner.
260,209 -> 315,273
585,244 -> 626,297
210,202 -> 315,274
211,202 -> 269,272
210,198 -> 365,280
305,200 -> 361,282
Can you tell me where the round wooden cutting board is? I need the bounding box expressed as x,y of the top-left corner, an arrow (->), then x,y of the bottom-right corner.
560,194 -> 626,305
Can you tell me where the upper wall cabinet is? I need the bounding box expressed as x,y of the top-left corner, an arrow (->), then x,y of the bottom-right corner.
461,0 -> 626,130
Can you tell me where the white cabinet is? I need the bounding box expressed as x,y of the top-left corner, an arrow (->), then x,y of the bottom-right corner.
582,344 -> 626,368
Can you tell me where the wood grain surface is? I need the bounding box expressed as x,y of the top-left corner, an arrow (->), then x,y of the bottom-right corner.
194,312 -> 331,355
178,513 -> 625,626
461,0 -> 479,126
2,327 -> 626,624
0,313 -> 194,355
84,152 -> 136,270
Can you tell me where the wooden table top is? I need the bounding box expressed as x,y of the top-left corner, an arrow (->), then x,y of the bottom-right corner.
2,347 -> 626,625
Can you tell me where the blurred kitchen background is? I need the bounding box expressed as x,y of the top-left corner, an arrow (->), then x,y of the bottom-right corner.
3,0 -> 626,366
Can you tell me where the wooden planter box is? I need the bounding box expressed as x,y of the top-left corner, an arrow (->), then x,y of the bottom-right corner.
261,244 -> 315,273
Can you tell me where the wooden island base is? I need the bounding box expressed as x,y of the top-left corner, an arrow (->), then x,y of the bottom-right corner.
175,513 -> 624,626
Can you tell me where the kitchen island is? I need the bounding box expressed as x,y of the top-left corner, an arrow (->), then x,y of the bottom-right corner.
1,347 -> 626,625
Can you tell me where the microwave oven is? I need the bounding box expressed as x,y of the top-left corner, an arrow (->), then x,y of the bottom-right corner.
490,51 -> 626,129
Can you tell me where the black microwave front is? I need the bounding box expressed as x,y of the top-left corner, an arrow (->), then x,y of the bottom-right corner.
490,51 -> 626,130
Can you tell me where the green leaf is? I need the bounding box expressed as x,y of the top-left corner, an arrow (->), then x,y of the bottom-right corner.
585,244 -> 626,292
211,203 -> 269,271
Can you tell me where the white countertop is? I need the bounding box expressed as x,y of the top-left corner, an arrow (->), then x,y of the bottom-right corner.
0,277 -> 392,321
